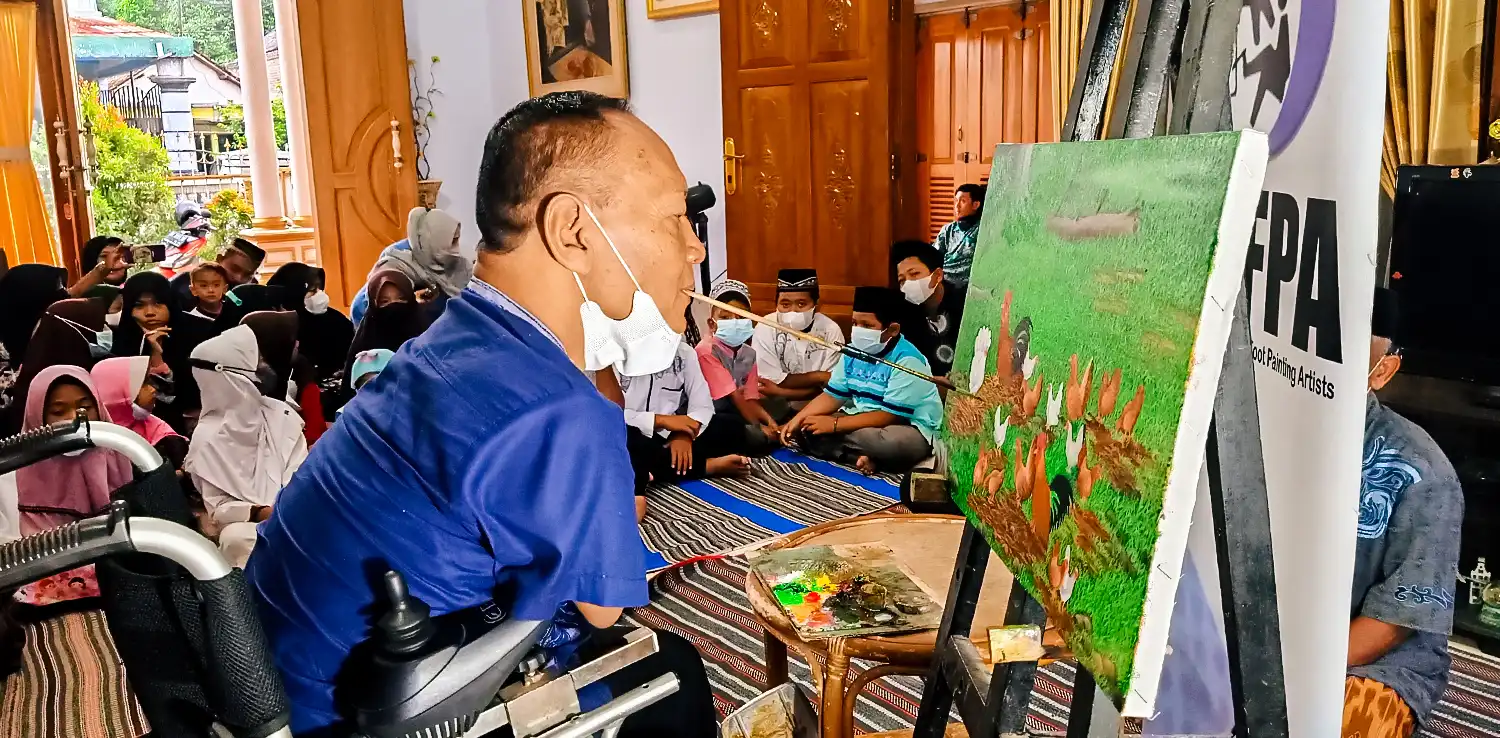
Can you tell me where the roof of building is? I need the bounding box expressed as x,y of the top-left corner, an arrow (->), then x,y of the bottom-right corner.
71,14 -> 194,79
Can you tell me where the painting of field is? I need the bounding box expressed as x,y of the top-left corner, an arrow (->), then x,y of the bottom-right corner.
944,132 -> 1267,713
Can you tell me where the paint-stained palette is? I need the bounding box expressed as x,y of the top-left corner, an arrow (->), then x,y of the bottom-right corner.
750,544 -> 943,640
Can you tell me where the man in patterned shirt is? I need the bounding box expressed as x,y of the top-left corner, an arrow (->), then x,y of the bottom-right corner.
1346,287 -> 1463,737
932,183 -> 986,288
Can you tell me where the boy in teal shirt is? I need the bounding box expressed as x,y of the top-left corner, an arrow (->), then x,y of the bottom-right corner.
782,287 -> 943,473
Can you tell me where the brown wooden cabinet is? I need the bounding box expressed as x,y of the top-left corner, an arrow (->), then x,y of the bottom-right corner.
719,0 -> 914,320
296,0 -> 418,306
917,5 -> 1053,240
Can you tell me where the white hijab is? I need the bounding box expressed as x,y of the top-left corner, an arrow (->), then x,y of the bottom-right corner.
185,325 -> 305,506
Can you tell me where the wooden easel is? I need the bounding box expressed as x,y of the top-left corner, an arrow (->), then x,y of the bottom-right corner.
914,0 -> 1292,735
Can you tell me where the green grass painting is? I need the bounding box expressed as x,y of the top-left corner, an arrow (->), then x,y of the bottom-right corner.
943,132 -> 1265,711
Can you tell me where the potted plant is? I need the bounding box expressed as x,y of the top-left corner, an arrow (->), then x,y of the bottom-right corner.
410,55 -> 442,208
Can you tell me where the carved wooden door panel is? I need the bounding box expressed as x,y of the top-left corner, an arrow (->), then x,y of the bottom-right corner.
297,0 -> 418,306
721,0 -> 897,321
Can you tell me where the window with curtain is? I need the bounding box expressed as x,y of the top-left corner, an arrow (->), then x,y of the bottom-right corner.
1,1 -> 60,267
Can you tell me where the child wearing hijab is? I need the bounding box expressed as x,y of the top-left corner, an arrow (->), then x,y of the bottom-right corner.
241,310 -> 327,445
343,270 -> 433,380
0,366 -> 134,606
0,264 -> 69,415
185,325 -> 307,568
349,206 -> 470,325
113,271 -> 216,433
267,262 -> 353,386
91,356 -> 189,468
3,298 -> 110,435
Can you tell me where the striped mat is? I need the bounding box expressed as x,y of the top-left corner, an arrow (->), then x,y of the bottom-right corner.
626,555 -> 1500,737
0,610 -> 149,738
638,450 -> 901,569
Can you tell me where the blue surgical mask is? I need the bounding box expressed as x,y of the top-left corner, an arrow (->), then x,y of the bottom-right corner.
849,326 -> 888,353
131,403 -> 151,421
714,318 -> 754,348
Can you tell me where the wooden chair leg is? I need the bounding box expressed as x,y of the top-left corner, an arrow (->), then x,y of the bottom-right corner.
841,664 -> 927,738
764,631 -> 790,688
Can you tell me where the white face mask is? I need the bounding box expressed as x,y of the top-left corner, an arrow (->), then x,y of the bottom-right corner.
104,311 -> 122,327
574,205 -> 683,376
778,310 -> 815,331
131,403 -> 151,421
304,290 -> 331,315
901,275 -> 937,305
849,326 -> 889,353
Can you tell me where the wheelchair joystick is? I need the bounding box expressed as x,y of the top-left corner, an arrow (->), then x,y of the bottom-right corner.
376,571 -> 434,655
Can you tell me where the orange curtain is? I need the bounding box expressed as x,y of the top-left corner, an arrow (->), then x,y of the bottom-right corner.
0,1 -> 58,267
1382,0 -> 1484,196
1049,0 -> 1093,140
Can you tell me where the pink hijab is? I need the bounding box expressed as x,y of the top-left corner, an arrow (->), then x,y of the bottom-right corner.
16,365 -> 135,536
90,356 -> 184,445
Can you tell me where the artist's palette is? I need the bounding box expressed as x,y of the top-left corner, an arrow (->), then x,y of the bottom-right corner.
751,544 -> 943,640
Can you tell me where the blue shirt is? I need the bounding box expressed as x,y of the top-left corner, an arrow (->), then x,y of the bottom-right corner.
245,285 -> 647,733
825,336 -> 944,441
1348,394 -> 1463,722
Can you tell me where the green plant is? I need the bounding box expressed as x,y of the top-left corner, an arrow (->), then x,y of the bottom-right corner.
409,55 -> 441,180
202,187 -> 254,260
215,98 -> 288,151
80,81 -> 177,244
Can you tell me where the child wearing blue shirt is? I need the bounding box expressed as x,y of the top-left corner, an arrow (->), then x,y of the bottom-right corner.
782,286 -> 943,474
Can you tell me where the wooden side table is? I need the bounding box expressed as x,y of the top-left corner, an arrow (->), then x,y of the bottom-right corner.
745,514 -> 1014,738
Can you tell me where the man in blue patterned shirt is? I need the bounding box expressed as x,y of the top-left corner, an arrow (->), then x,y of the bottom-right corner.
1345,288 -> 1463,737
932,183 -> 986,289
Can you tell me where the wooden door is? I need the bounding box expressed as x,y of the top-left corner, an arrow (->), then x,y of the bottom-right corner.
296,0 -> 417,306
720,0 -> 902,321
917,5 -> 1054,241
916,12 -> 967,242
33,0 -> 89,275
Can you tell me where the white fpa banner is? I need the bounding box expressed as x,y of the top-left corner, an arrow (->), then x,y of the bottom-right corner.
1231,0 -> 1388,735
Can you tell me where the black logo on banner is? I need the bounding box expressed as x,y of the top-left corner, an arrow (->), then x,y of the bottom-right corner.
1247,190 -> 1343,364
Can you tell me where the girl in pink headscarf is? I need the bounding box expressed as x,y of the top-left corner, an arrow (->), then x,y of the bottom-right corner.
91,356 -> 189,469
0,366 -> 134,606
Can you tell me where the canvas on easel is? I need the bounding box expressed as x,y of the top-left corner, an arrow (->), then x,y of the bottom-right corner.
942,131 -> 1268,715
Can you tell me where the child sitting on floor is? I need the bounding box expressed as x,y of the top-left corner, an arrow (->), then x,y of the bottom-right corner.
696,279 -> 778,456
622,340 -> 753,498
782,286 -> 943,474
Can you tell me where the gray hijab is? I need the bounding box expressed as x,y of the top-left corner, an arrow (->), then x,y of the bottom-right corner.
368,207 -> 473,297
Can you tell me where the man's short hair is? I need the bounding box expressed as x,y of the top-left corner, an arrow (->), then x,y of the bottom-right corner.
957,183 -> 987,216
228,237 -> 266,264
853,286 -> 904,328
191,262 -> 229,284
475,92 -> 632,253
891,240 -> 941,272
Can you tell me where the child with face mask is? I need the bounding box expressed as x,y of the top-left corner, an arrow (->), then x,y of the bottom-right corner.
753,268 -> 846,421
185,325 -> 307,568
782,287 -> 943,475
892,240 -> 966,379
268,262 -> 354,389
695,279 -> 780,454
91,355 -> 189,468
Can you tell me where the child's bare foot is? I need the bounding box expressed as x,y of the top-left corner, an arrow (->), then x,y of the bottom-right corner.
854,456 -> 878,475
705,455 -> 753,477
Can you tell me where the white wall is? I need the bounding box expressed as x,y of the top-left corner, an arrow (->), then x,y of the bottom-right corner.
402,0 -> 726,285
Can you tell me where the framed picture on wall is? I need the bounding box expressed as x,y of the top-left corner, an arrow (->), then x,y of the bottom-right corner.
646,0 -> 718,18
523,0 -> 630,98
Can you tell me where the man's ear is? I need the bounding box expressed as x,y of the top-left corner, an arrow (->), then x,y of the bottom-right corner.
931,268 -> 944,285
885,322 -> 902,342
536,192 -> 592,275
1370,353 -> 1402,391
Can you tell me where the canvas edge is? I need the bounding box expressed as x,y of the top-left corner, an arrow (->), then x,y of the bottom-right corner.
1121,130 -> 1271,717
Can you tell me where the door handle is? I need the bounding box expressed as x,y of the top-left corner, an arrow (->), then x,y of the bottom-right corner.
390,119 -> 403,171
724,138 -> 745,196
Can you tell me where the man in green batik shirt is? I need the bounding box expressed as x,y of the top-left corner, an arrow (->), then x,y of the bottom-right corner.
933,183 -> 986,289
